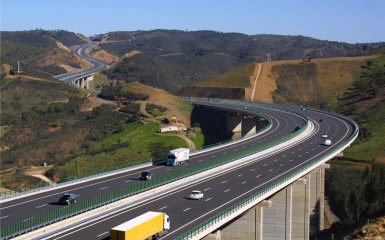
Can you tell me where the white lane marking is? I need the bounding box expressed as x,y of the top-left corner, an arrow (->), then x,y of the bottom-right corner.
256,175 -> 261,178
269,169 -> 273,172
289,159 -> 293,162
241,181 -> 247,184
159,206 -> 167,210
274,159 -> 277,162
204,188 -> 210,191
223,152 -> 227,155
2,165 -> 164,209
36,204 -> 47,209
224,189 -> 230,193
97,232 -> 108,237
124,180 -> 131,183
205,198 -> 212,202
237,174 -> 243,177
280,164 -> 284,167
283,155 -> 287,158
0,215 -> 9,219
263,163 -> 268,166
221,180 -> 227,184
99,187 -> 108,190
211,155 -> 216,158
183,208 -> 191,212
251,169 -> 256,171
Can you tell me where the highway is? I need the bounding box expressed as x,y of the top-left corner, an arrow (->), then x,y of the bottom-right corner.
54,42 -> 108,84
47,102 -> 354,240
0,100 -> 356,239
0,103 -> 304,227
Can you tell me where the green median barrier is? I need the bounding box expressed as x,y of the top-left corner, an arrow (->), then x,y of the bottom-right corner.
1,100 -> 310,239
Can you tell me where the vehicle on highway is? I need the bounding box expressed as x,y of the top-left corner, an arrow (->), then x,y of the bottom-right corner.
110,211 -> 170,240
167,148 -> 190,166
58,193 -> 77,205
189,190 -> 204,200
324,139 -> 332,146
322,133 -> 328,138
139,171 -> 153,180
293,126 -> 301,132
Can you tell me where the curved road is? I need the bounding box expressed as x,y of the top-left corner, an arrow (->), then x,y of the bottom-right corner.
46,102 -> 355,240
0,100 -> 357,240
55,42 -> 108,84
0,103 -> 304,227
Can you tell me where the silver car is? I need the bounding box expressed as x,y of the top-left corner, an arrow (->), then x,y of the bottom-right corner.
189,190 -> 204,200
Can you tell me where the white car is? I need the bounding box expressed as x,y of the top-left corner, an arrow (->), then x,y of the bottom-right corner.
322,133 -> 328,138
324,139 -> 332,146
189,190 -> 204,200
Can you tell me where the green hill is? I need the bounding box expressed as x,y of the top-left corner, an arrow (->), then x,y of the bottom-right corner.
0,30 -> 87,78
99,30 -> 383,92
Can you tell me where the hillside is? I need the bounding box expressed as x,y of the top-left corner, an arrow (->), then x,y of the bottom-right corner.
0,30 -> 88,80
0,74 -> 193,189
98,30 -> 383,92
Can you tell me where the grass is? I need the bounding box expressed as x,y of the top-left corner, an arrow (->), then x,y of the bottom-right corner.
344,104 -> 385,160
189,130 -> 205,150
58,121 -> 187,175
316,58 -> 368,101
193,63 -> 254,88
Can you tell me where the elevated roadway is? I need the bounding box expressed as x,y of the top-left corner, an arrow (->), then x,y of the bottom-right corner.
0,101 -> 303,227
1,99 -> 358,239
54,42 -> 108,86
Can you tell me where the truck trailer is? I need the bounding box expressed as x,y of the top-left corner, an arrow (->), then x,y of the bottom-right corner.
110,211 -> 170,240
166,148 -> 190,166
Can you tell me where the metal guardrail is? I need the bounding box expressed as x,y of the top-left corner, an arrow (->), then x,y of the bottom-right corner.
1,99 -> 275,198
0,159 -> 152,198
0,100 -> 307,239
175,106 -> 359,240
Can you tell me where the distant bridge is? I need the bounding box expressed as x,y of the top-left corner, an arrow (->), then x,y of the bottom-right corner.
54,42 -> 108,88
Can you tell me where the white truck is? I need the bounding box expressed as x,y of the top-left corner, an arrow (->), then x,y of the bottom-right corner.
110,211 -> 170,240
167,148 -> 190,166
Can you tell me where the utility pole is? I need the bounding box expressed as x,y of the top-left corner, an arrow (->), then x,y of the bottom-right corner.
267,53 -> 271,62
17,61 -> 20,73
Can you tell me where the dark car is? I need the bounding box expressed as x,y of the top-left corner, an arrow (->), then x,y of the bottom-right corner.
139,171 -> 153,180
58,193 -> 77,205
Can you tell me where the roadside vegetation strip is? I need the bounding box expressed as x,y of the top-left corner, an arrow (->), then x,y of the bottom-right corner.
0,104 -> 307,239
176,114 -> 359,240
0,99 -> 272,200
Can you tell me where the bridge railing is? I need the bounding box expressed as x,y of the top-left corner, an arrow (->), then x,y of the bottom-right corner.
0,102 -> 308,239
175,112 -> 359,240
1,100 -> 274,199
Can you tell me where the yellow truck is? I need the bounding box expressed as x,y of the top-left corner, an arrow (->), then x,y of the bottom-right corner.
110,211 -> 171,240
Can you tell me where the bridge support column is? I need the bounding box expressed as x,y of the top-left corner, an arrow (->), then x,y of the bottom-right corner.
209,165 -> 329,240
226,113 -> 242,133
80,78 -> 85,88
242,116 -> 257,137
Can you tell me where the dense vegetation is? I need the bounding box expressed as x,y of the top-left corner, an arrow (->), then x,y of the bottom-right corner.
100,30 -> 383,92
98,83 -> 149,101
0,30 -> 86,78
0,77 -> 187,189
322,161 -> 385,238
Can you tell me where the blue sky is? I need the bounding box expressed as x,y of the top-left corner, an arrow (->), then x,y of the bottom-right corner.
1,0 -> 384,43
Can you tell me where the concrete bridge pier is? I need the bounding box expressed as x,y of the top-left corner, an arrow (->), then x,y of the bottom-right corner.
226,113 -> 260,138
70,74 -> 94,89
203,164 -> 330,240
